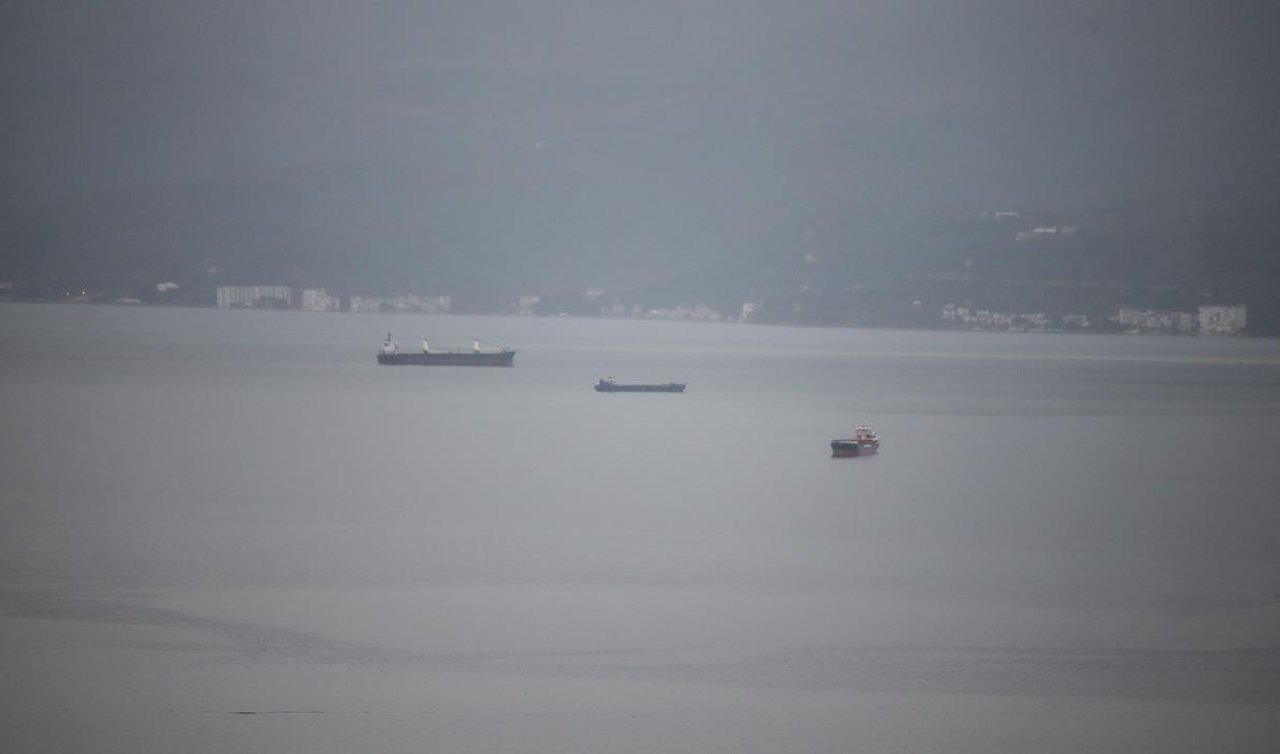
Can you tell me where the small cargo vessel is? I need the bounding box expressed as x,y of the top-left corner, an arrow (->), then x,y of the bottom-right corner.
376,333 -> 515,366
831,425 -> 880,457
594,377 -> 686,393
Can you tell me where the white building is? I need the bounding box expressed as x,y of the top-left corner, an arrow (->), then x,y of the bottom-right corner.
1116,308 -> 1197,334
348,294 -> 450,314
216,286 -> 292,309
516,295 -> 541,316
301,289 -> 340,312
1199,305 -> 1247,335
643,303 -> 724,321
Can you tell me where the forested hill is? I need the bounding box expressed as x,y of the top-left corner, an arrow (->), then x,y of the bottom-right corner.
5,2 -> 1280,327
4,168 -> 1278,334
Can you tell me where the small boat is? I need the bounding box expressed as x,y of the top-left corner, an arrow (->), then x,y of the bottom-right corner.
594,377 -> 686,393
831,425 -> 880,457
376,333 -> 515,366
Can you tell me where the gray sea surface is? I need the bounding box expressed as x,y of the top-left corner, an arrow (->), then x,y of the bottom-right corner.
2,303 -> 1279,752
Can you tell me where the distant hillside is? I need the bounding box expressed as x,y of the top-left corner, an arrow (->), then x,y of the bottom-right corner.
5,1 -> 1280,329
3,166 -> 1279,331
658,177 -> 1280,332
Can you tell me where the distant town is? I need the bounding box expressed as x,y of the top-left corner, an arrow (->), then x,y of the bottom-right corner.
939,303 -> 1247,336
5,184 -> 1276,336
0,266 -> 1256,338
207,285 -> 747,323
7,281 -> 1235,337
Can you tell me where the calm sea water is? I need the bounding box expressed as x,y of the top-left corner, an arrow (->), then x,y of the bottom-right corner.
2,303 -> 1279,752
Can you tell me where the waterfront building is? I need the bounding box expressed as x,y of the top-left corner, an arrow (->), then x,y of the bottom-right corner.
301,289 -> 340,312
215,286 -> 292,309
1199,305 -> 1247,335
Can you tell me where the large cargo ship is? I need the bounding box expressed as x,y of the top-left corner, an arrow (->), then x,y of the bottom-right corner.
594,377 -> 686,393
376,333 -> 515,366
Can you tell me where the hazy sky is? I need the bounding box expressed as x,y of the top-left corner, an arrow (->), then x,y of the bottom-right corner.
4,1 -> 1278,210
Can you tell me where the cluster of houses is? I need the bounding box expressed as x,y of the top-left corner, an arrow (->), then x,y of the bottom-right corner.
215,285 -> 295,309
1129,305 -> 1247,335
1114,308 -> 1197,334
1114,305 -> 1247,335
941,305 -> 1090,332
347,294 -> 450,314
1199,304 -> 1249,335
942,303 -> 1247,335
214,286 -> 450,314
214,285 -> 1247,336
215,284 -> 735,321
636,303 -> 729,321
512,290 -> 737,321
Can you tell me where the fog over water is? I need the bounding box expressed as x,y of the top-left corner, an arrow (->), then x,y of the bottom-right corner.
2,304 -> 1279,752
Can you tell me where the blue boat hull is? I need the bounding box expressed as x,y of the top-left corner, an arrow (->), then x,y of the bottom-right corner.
595,382 -> 686,392
830,440 -> 879,457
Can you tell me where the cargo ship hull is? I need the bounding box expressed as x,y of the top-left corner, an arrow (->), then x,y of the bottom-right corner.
830,440 -> 879,457
595,382 -> 686,392
377,351 -> 515,366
